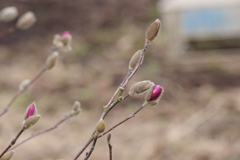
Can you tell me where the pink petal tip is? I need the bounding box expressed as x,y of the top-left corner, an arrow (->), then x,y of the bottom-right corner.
61,31 -> 71,37
150,85 -> 163,101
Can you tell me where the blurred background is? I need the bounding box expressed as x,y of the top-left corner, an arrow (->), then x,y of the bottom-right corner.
0,0 -> 240,160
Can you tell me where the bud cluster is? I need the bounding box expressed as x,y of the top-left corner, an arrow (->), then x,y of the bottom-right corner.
53,31 -> 72,52
129,80 -> 164,106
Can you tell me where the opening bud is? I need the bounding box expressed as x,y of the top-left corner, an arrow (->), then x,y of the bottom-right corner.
129,80 -> 154,96
23,114 -> 41,129
45,51 -> 59,70
145,19 -> 161,43
96,119 -> 105,133
16,11 -> 36,30
53,31 -> 72,52
0,6 -> 18,22
0,150 -> 15,160
71,101 -> 82,116
129,50 -> 141,71
145,85 -> 164,106
19,79 -> 30,91
24,102 -> 37,120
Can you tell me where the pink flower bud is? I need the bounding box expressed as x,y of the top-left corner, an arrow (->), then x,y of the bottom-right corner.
24,102 -> 37,120
61,30 -> 71,37
26,104 -> 35,118
150,85 -> 163,101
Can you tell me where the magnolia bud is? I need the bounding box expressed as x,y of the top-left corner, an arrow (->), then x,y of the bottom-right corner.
129,80 -> 154,96
53,31 -> 72,52
71,101 -> 82,116
145,19 -> 161,43
23,114 -> 41,129
129,50 -> 141,70
0,6 -> 18,22
16,11 -> 36,30
45,51 -> 59,70
145,85 -> 164,106
19,79 -> 30,91
96,119 -> 105,133
0,150 -> 15,160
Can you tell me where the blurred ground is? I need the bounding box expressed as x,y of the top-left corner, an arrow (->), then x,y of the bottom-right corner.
1,1 -> 240,160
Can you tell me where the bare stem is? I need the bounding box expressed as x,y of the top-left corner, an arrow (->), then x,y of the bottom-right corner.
0,127 -> 25,158
71,138 -> 94,160
98,103 -> 147,138
0,27 -> 15,38
84,138 -> 98,160
11,114 -> 74,150
0,68 -> 47,117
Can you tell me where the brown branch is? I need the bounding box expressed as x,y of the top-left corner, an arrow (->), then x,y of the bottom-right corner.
98,103 -> 147,138
0,27 -> 15,38
0,68 -> 46,117
10,114 -> 73,150
84,138 -> 98,160
71,138 -> 94,160
107,134 -> 112,160
0,127 -> 25,158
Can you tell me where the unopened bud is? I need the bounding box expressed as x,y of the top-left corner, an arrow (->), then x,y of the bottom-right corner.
145,19 -> 161,43
19,79 -> 30,91
16,11 -> 36,30
45,51 -> 59,70
0,150 -> 15,160
53,31 -> 72,52
129,80 -> 154,96
107,134 -> 111,143
96,119 -> 105,133
24,102 -> 37,120
0,6 -> 18,22
129,50 -> 141,70
71,101 -> 82,116
23,114 -> 41,129
145,85 -> 164,106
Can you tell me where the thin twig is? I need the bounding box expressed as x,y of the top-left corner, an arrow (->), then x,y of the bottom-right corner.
73,42 -> 149,159
0,127 -> 25,158
0,27 -> 15,38
71,138 -> 94,160
98,103 -> 147,138
10,114 -> 73,150
0,68 -> 47,117
84,138 -> 98,160
107,134 -> 112,160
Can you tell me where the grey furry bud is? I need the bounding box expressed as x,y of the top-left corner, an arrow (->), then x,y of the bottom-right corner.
129,80 -> 154,96
145,19 -> 161,43
71,101 -> 82,116
16,11 -> 36,30
23,114 -> 41,129
19,79 -> 30,91
0,150 -> 15,160
96,119 -> 105,133
0,6 -> 18,22
129,50 -> 141,70
45,51 -> 59,70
